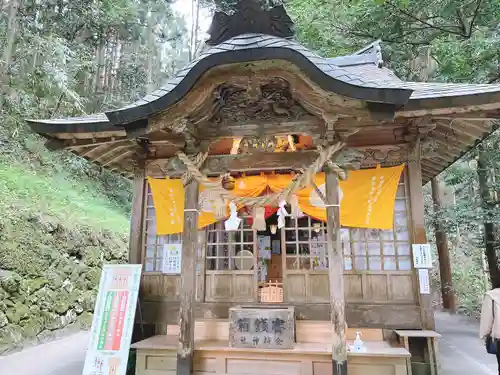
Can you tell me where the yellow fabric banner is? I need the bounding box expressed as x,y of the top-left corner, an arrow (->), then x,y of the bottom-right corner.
148,164 -> 404,234
267,165 -> 404,230
147,177 -> 185,235
198,175 -> 268,229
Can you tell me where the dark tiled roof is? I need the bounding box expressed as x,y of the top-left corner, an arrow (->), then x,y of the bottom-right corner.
104,33 -> 414,125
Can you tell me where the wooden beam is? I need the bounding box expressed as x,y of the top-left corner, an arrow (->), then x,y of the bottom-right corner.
431,177 -> 456,313
146,146 -> 408,177
93,144 -> 129,163
177,180 -> 199,375
101,149 -> 135,167
129,161 -> 145,264
66,137 -> 130,149
325,168 -> 347,375
147,151 -> 320,176
408,139 -> 435,330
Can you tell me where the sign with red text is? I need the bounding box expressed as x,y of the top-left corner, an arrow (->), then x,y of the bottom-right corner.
82,264 -> 141,375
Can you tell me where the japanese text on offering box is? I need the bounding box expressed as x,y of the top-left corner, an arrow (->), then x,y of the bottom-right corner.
229,307 -> 294,349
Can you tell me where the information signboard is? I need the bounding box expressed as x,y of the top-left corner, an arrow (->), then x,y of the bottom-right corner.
82,264 -> 142,375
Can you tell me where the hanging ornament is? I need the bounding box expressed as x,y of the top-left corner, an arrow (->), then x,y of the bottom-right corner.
199,190 -> 226,218
252,207 -> 266,231
277,200 -> 289,229
225,202 -> 241,231
222,174 -> 235,190
290,195 -> 303,219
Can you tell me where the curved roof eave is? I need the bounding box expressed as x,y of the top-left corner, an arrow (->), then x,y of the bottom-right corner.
104,34 -> 414,126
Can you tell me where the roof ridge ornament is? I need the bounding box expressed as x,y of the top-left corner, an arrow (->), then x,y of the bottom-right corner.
206,0 -> 295,46
354,39 -> 384,68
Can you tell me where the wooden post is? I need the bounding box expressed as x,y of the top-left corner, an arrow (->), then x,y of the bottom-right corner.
430,177 -> 456,313
408,139 -> 435,330
177,180 -> 199,375
325,167 -> 347,375
129,161 -> 146,264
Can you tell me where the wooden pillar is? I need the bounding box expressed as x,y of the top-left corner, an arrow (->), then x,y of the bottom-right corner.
408,139 -> 435,330
177,180 -> 199,375
129,161 -> 146,264
325,167 -> 347,375
430,177 -> 456,313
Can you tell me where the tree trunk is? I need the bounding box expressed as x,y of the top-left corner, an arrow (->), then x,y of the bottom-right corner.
146,11 -> 155,93
93,37 -> 106,111
431,177 -> 456,313
477,145 -> 499,288
0,0 -> 21,96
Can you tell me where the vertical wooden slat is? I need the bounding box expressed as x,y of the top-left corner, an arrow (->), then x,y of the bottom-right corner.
129,161 -> 146,264
177,180 -> 199,375
325,168 -> 347,375
408,139 -> 435,330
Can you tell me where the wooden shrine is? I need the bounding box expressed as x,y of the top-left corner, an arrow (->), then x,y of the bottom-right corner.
27,2 -> 500,375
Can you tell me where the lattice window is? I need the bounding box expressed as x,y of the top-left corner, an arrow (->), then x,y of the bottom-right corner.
206,214 -> 254,271
143,184 -> 181,272
284,171 -> 412,271
284,216 -> 328,270
343,171 -> 412,271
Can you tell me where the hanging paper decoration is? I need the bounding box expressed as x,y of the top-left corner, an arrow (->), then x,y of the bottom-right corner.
199,189 -> 226,218
252,207 -> 266,231
246,206 -> 279,226
290,195 -> 303,219
225,202 -> 241,231
277,200 -> 289,229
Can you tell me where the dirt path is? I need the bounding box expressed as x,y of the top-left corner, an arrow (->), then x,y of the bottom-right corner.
435,311 -> 497,375
0,311 -> 498,375
0,331 -> 89,375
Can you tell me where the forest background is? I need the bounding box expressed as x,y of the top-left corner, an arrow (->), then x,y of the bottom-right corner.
0,0 -> 499,352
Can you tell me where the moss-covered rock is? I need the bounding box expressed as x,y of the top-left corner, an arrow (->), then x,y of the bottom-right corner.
19,316 -> 45,338
0,312 -> 7,328
44,312 -> 66,331
5,303 -> 30,324
83,246 -> 103,267
0,270 -> 21,293
78,312 -> 93,329
25,277 -> 49,294
31,287 -> 57,311
79,290 -> 97,312
85,268 -> 101,286
0,325 -> 23,354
